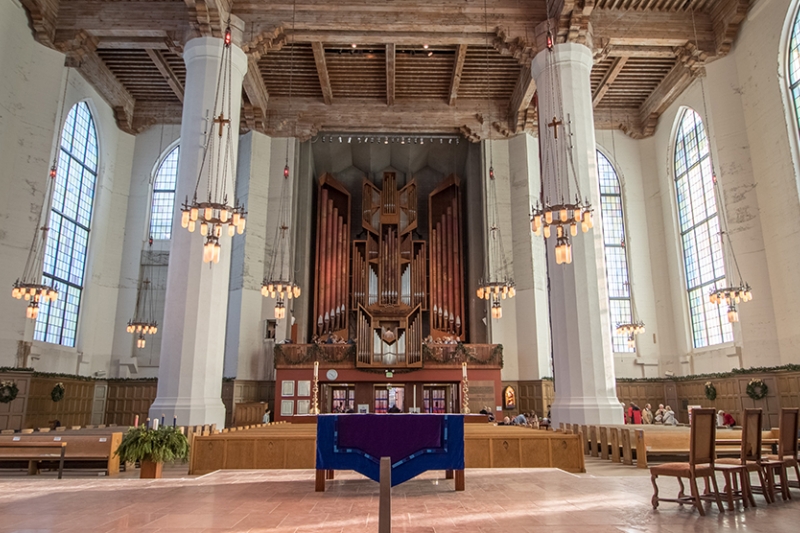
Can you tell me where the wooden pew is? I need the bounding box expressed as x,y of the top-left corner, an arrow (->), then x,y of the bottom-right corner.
0,433 -> 122,475
0,442 -> 67,479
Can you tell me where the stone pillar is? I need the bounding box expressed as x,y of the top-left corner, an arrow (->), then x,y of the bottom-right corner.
530,43 -> 623,425
150,34 -> 248,427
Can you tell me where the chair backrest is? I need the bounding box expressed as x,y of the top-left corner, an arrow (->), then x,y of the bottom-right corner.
741,409 -> 763,463
778,408 -> 799,458
689,408 -> 717,466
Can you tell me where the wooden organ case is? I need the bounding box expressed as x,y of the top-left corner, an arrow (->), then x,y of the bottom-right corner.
313,171 -> 466,368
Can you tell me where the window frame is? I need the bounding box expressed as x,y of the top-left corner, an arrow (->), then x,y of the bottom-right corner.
672,108 -> 733,349
148,143 -> 180,240
34,101 -> 99,347
596,148 -> 635,354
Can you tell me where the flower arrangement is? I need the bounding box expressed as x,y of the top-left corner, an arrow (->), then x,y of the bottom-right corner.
746,378 -> 768,400
0,381 -> 19,404
50,382 -> 65,402
704,381 -> 717,401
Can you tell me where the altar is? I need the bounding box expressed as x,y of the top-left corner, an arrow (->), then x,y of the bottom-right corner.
315,413 -> 465,491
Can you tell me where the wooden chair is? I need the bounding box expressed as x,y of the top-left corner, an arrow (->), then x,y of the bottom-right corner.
651,408 -> 724,516
764,408 -> 800,501
715,409 -> 770,507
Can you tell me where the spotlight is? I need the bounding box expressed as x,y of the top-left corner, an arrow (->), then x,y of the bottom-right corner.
420,138 -> 425,145
449,139 -> 452,144
322,136 -> 326,142
338,136 -> 342,143
427,51 -> 433,57
401,138 -> 405,145
351,43 -> 357,48
348,136 -> 352,143
384,137 -> 389,144
423,44 -> 429,49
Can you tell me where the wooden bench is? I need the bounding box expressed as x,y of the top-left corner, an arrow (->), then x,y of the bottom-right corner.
0,442 -> 67,479
0,433 -> 122,476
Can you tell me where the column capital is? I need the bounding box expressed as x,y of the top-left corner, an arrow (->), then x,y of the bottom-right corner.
184,34 -> 248,78
531,42 -> 593,82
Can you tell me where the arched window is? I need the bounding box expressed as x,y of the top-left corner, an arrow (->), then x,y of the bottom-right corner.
674,108 -> 732,348
149,145 -> 179,240
34,102 -> 98,347
788,7 -> 800,135
597,150 -> 634,353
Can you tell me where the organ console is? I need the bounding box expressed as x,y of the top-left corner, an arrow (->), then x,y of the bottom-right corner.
313,171 -> 465,368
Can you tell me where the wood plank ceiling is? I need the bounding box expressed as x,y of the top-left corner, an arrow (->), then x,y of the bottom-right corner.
21,0 -> 753,140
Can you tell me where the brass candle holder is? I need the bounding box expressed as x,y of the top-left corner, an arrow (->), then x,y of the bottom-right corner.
310,361 -> 320,415
461,362 -> 470,414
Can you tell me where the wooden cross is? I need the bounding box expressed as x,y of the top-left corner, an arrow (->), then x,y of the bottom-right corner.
548,116 -> 563,139
213,113 -> 230,136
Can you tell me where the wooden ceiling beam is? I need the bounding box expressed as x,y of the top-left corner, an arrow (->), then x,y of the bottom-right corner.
507,66 -> 536,134
710,0 -> 752,57
448,44 -> 467,106
145,49 -> 184,103
20,0 -> 60,48
282,30 -> 496,47
386,44 -> 395,106
242,55 -> 270,130
65,45 -> 136,134
592,56 -> 628,107
637,59 -> 699,130
591,9 -> 716,50
311,42 -> 334,105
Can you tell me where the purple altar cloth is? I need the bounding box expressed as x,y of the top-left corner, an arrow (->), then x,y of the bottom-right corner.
336,414 -> 442,463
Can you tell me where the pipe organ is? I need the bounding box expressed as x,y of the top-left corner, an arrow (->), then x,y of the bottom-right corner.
314,171 -> 465,367
313,174 -> 351,338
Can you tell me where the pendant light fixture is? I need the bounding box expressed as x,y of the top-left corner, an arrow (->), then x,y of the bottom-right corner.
606,110 -> 646,349
476,0 -> 515,319
180,22 -> 246,263
530,12 -> 593,264
126,276 -> 158,349
261,0 -> 301,318
688,9 -> 752,322
11,70 -> 71,319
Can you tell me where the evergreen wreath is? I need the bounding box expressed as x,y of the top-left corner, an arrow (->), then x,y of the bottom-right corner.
704,381 -> 717,401
0,381 -> 19,404
50,382 -> 65,402
746,379 -> 768,400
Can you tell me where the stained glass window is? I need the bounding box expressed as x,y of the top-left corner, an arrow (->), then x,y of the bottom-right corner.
149,145 -> 179,240
597,150 -> 633,353
35,102 -> 98,347
674,108 -> 732,348
788,7 -> 800,136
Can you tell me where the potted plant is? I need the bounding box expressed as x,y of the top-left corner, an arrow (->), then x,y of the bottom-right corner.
115,425 -> 189,479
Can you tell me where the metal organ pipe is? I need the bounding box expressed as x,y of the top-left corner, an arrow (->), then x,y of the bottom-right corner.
451,199 -> 461,336
318,189 -> 329,335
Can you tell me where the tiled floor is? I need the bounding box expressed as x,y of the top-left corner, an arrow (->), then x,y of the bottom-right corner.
0,463 -> 799,532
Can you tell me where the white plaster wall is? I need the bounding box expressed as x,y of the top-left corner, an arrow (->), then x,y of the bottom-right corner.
110,127 -> 180,378
595,132 -> 661,378
0,1 -> 135,375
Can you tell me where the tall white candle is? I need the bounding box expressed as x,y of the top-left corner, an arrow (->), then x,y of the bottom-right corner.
314,361 -> 319,379
462,362 -> 467,379
152,418 -> 159,430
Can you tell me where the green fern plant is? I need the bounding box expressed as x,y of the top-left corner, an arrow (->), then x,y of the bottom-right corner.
115,425 -> 190,464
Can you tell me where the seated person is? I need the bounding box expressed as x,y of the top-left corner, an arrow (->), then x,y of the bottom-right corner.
498,416 -> 511,425
388,404 -> 402,413
512,413 -> 528,426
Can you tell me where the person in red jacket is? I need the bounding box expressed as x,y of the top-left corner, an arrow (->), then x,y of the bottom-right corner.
722,411 -> 736,427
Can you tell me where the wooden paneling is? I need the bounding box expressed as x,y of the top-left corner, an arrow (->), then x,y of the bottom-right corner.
615,382 -> 666,413
104,380 -> 157,426
25,376 -> 95,429
517,380 -> 554,418
0,372 -> 31,431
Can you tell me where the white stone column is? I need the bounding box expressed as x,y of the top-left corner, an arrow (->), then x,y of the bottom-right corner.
531,43 -> 623,425
150,35 -> 248,427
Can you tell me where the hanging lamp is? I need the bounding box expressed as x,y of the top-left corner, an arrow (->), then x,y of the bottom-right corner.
179,24 -> 246,263
687,9 -> 753,322
11,70 -> 72,319
475,0 -> 514,319
530,14 -> 593,264
261,0 -> 301,318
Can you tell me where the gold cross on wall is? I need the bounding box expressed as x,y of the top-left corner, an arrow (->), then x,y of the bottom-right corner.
548,116 -> 563,139
213,114 -> 230,137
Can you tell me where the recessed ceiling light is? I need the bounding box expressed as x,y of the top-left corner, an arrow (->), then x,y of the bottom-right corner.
423,44 -> 429,49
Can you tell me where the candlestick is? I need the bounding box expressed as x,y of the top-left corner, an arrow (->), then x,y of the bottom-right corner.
134,415 -> 139,427
173,415 -> 177,428
161,414 -> 165,427
146,417 -> 150,428
310,361 -> 320,415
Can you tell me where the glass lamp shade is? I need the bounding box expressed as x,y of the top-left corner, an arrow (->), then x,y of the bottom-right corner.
491,301 -> 502,319
727,305 -> 739,323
